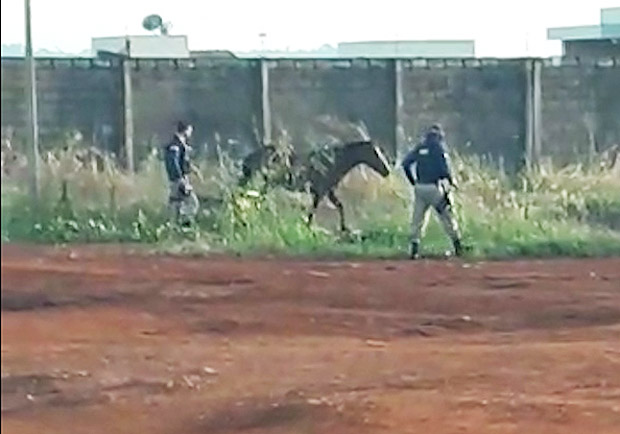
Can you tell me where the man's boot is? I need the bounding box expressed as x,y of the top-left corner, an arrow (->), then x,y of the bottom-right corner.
410,241 -> 420,260
453,239 -> 463,257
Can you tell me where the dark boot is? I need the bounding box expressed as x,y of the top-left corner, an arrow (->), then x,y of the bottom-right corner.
453,239 -> 463,257
410,241 -> 420,260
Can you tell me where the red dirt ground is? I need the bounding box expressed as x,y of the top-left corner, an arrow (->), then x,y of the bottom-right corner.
1,244 -> 620,434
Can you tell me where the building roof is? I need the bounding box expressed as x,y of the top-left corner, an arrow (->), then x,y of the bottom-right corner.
548,7 -> 620,41
190,50 -> 238,59
236,40 -> 476,59
337,40 -> 475,58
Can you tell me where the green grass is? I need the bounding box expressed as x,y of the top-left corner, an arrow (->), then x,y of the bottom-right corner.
2,148 -> 620,259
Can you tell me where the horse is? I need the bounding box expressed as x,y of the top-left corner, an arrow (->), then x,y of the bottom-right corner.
240,140 -> 392,232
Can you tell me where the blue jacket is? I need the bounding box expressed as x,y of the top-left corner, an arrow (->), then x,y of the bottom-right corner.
402,135 -> 453,186
163,135 -> 190,182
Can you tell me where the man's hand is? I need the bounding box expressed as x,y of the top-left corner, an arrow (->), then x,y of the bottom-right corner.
178,177 -> 193,196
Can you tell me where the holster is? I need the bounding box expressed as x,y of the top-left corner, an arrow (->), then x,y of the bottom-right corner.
436,179 -> 453,212
178,179 -> 193,197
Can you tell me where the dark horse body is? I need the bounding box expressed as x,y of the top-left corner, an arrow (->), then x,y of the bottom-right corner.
240,141 -> 391,231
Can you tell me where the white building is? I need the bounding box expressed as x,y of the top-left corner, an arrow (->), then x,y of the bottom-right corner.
547,7 -> 620,58
92,35 -> 190,58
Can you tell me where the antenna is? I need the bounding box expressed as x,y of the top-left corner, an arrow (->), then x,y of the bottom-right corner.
142,14 -> 170,36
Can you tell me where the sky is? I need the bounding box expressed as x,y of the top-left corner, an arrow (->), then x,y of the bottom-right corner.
1,0 -> 619,57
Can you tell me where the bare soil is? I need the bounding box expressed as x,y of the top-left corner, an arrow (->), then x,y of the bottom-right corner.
2,244 -> 620,433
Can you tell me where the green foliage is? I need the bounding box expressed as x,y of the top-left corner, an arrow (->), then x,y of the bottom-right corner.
2,146 -> 620,259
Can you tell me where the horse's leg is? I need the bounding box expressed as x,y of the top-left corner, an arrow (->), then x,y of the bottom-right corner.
327,190 -> 347,232
239,170 -> 249,187
258,173 -> 269,195
307,193 -> 320,227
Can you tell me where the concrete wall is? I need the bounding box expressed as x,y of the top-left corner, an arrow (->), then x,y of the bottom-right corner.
129,58 -> 261,161
540,58 -> 620,164
2,56 -> 619,169
1,58 -> 122,153
268,59 -> 396,155
399,59 -> 526,171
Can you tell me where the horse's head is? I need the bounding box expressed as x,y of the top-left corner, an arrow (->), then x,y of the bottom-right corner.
351,140 -> 391,177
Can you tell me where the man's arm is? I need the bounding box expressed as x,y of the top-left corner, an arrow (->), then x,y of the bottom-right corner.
401,149 -> 418,186
438,143 -> 456,187
165,145 -> 183,181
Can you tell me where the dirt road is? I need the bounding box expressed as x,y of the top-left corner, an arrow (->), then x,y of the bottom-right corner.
2,245 -> 620,433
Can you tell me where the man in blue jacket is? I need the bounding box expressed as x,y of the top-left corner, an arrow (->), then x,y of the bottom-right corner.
164,121 -> 199,225
402,124 -> 463,259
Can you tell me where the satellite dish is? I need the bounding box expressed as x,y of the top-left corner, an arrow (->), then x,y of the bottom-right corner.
142,14 -> 163,31
142,14 -> 169,35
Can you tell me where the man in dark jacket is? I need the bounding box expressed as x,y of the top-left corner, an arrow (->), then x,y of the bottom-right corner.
401,124 -> 463,259
164,121 -> 199,225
